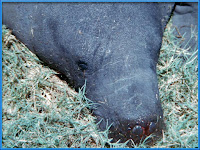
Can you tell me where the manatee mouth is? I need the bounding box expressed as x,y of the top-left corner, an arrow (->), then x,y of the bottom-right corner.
108,117 -> 163,144
95,112 -> 163,145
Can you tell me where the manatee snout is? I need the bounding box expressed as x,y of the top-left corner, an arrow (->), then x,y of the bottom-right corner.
88,79 -> 164,144
95,113 -> 163,144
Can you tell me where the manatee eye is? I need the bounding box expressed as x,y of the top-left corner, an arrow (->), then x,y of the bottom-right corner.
77,60 -> 88,71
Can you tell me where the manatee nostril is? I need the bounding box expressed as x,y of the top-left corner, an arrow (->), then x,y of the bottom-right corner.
132,125 -> 143,136
149,122 -> 156,134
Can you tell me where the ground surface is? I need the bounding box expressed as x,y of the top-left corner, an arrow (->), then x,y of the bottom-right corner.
2,22 -> 198,148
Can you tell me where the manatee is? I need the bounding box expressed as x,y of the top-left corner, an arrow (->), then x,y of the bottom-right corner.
2,2 -> 198,144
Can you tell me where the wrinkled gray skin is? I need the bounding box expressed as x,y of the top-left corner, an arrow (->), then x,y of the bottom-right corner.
2,2 -> 198,144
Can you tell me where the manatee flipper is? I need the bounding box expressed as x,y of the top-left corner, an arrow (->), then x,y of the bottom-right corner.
172,2 -> 198,50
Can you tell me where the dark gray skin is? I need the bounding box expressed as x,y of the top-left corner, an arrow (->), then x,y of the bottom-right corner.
172,3 -> 198,52
2,2 -> 198,144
